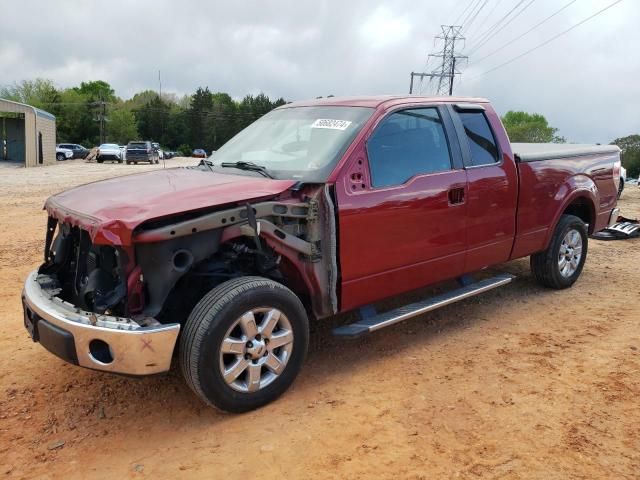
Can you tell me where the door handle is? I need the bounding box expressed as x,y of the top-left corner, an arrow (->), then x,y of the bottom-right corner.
448,187 -> 465,205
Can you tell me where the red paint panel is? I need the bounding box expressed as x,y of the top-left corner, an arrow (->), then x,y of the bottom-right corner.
462,106 -> 518,271
44,168 -> 296,245
464,161 -> 518,271
336,155 -> 468,311
511,151 -> 618,259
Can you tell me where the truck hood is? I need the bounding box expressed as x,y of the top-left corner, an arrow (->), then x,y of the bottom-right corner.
45,167 -> 296,245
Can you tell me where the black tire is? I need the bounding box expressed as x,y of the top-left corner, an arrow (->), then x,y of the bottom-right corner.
56,153 -> 65,161
118,159 -> 123,164
97,159 -> 103,164
180,277 -> 309,412
530,214 -> 588,289
618,178 -> 624,199
126,161 -> 132,165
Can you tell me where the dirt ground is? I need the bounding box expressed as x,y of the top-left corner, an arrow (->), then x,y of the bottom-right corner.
0,159 -> 639,479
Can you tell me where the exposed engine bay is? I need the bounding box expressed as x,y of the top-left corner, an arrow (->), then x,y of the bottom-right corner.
38,184 -> 338,323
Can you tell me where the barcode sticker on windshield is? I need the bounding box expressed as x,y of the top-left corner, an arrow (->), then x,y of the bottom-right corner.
311,119 -> 352,130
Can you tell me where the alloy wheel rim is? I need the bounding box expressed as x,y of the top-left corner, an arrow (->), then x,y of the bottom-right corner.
558,229 -> 583,278
219,307 -> 294,393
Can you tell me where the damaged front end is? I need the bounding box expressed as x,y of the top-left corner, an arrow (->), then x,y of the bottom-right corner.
22,216 -> 180,375
23,182 -> 339,376
39,216 -> 129,315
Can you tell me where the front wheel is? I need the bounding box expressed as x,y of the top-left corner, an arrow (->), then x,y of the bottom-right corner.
530,214 -> 588,289
180,277 -> 309,412
56,153 -> 65,161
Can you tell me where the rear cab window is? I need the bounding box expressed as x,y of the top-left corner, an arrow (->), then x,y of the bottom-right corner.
457,111 -> 500,166
367,107 -> 453,188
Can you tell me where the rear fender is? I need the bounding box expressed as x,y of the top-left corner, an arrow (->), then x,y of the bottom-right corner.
542,174 -> 597,248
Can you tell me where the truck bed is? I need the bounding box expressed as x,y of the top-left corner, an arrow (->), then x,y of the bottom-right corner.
512,143 -> 620,162
510,142 -> 621,260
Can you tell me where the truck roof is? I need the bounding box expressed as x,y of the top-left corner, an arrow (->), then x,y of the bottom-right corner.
281,95 -> 490,109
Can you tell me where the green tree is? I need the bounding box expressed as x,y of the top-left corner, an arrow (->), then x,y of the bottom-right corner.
186,87 -> 214,150
107,108 -> 138,144
611,134 -> 640,178
2,77 -> 289,150
135,95 -> 170,142
55,89 -> 97,145
501,111 -> 566,143
0,78 -> 60,110
74,80 -> 116,102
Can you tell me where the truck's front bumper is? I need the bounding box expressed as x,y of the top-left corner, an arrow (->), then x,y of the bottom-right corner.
22,271 -> 180,376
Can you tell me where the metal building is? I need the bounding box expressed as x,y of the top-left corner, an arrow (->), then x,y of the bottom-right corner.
0,98 -> 57,167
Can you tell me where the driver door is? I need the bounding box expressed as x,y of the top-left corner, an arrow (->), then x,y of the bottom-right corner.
336,105 -> 468,311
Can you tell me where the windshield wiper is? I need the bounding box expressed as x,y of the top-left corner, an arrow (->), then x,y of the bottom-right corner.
199,159 -> 215,173
220,161 -> 274,179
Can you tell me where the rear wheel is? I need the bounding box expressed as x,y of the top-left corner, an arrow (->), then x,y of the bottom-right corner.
180,277 -> 309,412
97,159 -> 103,163
530,214 -> 588,289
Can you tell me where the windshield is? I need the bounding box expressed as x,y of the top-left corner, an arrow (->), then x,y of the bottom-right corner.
209,106 -> 373,182
100,144 -> 119,149
128,142 -> 148,148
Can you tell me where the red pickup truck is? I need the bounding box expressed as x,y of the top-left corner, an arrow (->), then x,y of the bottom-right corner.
22,96 -> 622,412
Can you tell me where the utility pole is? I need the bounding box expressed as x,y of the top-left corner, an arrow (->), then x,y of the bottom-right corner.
96,100 -> 106,144
409,25 -> 467,96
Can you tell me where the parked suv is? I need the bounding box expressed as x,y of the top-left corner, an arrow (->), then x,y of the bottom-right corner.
96,144 -> 123,163
57,143 -> 89,159
55,147 -> 73,161
126,141 -> 159,164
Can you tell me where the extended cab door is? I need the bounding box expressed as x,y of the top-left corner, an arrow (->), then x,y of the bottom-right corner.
448,104 -> 518,272
336,105 -> 468,311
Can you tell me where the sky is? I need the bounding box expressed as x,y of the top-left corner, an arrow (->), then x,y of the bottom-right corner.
1,0 -> 638,143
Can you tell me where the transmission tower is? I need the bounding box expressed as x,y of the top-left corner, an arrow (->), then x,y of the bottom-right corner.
409,25 -> 467,96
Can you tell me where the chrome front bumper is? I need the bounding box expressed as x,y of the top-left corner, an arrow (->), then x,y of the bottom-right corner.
22,271 -> 180,375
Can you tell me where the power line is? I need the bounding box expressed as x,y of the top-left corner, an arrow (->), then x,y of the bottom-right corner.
409,25 -> 467,96
454,1 -> 477,25
430,26 -> 468,95
470,0 -> 577,65
466,0 -> 527,53
460,0 -> 484,27
468,0 -> 536,55
468,0 -> 625,80
462,0 -> 490,33
465,0 -> 504,39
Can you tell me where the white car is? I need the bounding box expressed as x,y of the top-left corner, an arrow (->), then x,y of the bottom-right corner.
152,142 -> 164,160
618,165 -> 626,198
96,143 -> 123,163
55,147 -> 73,161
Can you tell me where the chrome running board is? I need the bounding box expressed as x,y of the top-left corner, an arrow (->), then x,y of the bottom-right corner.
332,274 -> 515,338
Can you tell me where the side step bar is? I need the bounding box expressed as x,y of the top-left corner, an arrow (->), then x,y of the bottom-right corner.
332,274 -> 514,338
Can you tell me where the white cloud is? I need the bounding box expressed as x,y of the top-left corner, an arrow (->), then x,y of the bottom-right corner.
0,0 -> 636,142
360,6 -> 412,48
